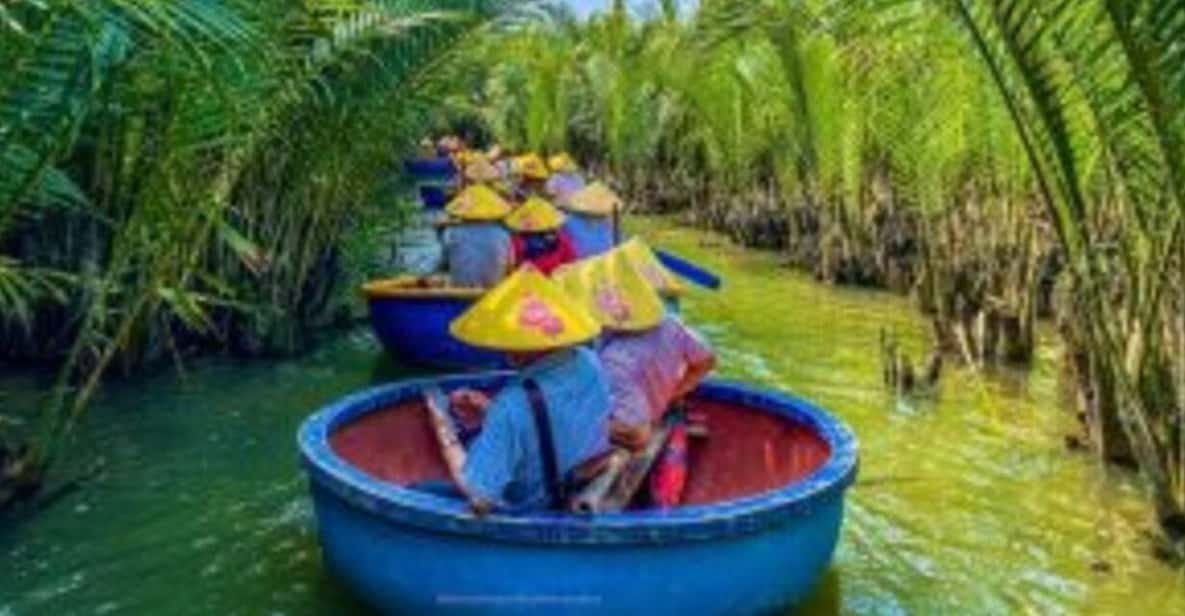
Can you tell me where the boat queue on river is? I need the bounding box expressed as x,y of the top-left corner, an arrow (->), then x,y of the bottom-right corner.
298,138 -> 859,615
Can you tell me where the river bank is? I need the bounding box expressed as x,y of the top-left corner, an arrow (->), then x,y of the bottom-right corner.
1,218 -> 1181,614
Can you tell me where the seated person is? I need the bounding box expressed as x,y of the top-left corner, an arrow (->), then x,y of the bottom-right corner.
430,266 -> 612,514
511,153 -> 551,199
436,134 -> 465,156
505,197 -> 578,275
440,184 -> 513,287
555,247 -> 715,450
460,155 -> 502,188
558,182 -> 620,259
545,153 -> 587,201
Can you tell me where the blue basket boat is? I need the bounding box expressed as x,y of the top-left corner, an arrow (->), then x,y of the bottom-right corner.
364,276 -> 680,368
298,373 -> 858,615
418,184 -> 451,210
362,278 -> 504,370
404,157 -> 456,181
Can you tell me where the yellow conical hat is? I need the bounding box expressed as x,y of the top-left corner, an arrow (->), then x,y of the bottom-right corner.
450,266 -> 601,351
504,196 -> 566,232
464,156 -> 501,183
454,149 -> 482,167
513,153 -> 551,180
554,248 -> 665,332
621,237 -> 685,295
562,182 -> 621,216
548,153 -> 578,173
445,184 -> 511,221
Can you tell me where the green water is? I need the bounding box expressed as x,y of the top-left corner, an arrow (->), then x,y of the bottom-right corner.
2,218 -> 1183,614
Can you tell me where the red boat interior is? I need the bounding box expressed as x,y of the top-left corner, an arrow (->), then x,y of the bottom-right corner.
330,397 -> 830,507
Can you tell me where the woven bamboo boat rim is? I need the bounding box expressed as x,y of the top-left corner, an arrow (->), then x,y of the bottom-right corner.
362,277 -> 486,300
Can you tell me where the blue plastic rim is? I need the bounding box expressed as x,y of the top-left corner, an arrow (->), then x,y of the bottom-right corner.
299,373 -> 858,545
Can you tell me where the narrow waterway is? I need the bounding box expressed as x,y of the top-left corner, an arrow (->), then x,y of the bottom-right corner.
2,218 -> 1182,615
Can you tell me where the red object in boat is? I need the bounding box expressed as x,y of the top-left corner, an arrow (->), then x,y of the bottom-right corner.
330,396 -> 830,508
650,422 -> 688,508
512,230 -> 578,275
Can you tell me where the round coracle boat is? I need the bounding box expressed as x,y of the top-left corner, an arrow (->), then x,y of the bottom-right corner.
404,157 -> 456,180
298,373 -> 858,615
362,277 -> 504,369
418,184 -> 451,209
363,276 -> 682,370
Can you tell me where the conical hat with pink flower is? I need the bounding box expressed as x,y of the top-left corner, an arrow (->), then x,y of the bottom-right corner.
553,247 -> 665,332
620,237 -> 685,296
450,265 -> 601,351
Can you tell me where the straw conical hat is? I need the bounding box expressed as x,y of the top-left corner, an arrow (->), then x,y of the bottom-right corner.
548,153 -> 578,173
562,182 -> 621,216
620,237 -> 685,296
513,153 -> 551,180
445,184 -> 511,221
504,196 -> 566,232
554,247 -> 665,332
454,149 -> 483,167
464,157 -> 501,183
450,266 -> 601,351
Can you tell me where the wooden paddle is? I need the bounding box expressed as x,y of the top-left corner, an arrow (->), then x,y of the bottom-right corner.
423,386 -> 467,487
573,413 -> 682,513
570,449 -> 631,514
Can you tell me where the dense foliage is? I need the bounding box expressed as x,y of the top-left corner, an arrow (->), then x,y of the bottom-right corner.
0,0 -> 531,477
457,0 -> 1185,549
2,0 -> 1181,557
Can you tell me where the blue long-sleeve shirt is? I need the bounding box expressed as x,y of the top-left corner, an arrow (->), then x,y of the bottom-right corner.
462,348 -> 611,511
562,213 -> 615,259
442,222 -> 512,287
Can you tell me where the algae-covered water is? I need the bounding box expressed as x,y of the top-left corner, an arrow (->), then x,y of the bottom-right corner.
2,218 -> 1183,614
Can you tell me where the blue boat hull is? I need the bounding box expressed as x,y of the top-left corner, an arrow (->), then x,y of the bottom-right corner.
311,483 -> 843,615
418,184 -> 450,210
404,157 -> 456,181
299,376 -> 858,615
367,295 -> 504,370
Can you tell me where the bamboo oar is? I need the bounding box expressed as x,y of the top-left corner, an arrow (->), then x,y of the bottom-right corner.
570,449 -> 631,514
593,417 -> 679,513
423,386 -> 467,487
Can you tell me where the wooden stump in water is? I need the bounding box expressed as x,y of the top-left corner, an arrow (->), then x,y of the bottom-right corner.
880,328 -> 943,395
0,441 -> 45,511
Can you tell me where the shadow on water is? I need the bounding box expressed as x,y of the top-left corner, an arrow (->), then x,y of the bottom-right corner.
794,568 -> 841,615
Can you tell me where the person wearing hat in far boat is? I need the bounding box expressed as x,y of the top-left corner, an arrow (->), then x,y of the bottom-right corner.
544,152 -> 587,202
505,196 -> 578,275
556,245 -> 715,451
422,266 -> 612,514
436,134 -> 465,157
440,184 -> 513,288
458,153 -> 504,189
558,181 -> 621,259
511,152 -> 551,200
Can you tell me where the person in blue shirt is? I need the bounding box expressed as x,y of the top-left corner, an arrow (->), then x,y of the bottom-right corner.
426,266 -> 611,514
440,184 -> 513,287
545,153 -> 587,202
558,182 -> 620,258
